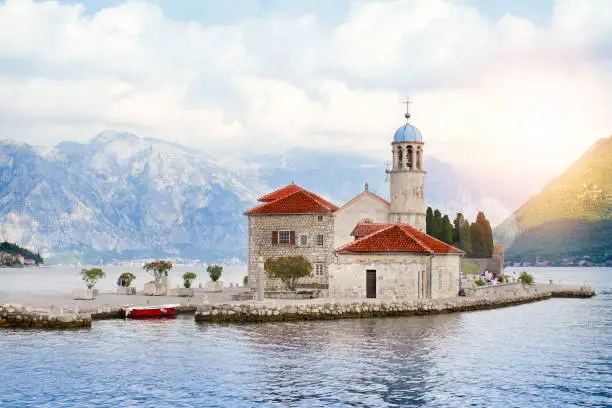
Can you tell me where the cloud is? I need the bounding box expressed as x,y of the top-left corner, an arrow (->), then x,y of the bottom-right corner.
0,0 -> 611,203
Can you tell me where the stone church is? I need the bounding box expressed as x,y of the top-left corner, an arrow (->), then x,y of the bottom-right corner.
244,109 -> 463,300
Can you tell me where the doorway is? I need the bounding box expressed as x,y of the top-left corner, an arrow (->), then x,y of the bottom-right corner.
366,270 -> 376,298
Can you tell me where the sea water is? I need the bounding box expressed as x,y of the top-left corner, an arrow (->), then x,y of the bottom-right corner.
0,267 -> 610,407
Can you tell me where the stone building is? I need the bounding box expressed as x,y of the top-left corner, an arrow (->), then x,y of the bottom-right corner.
244,106 -> 463,299
329,223 -> 462,299
244,185 -> 338,290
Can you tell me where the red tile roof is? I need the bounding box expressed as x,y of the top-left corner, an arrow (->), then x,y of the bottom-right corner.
245,186 -> 339,215
350,222 -> 387,237
338,223 -> 463,255
257,184 -> 304,202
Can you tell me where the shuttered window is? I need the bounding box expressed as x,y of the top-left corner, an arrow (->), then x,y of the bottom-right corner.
279,231 -> 290,244
272,230 -> 295,245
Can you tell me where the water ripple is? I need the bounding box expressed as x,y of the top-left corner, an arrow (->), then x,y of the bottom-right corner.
1,268 -> 611,407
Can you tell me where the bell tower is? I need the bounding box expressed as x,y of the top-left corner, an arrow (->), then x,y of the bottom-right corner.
386,99 -> 426,231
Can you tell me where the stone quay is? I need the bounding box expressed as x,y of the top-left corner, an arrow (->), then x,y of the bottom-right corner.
0,304 -> 91,329
195,284 -> 574,324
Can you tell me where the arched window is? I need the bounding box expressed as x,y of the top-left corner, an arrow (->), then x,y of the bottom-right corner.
417,147 -> 423,170
397,146 -> 403,169
407,145 -> 413,169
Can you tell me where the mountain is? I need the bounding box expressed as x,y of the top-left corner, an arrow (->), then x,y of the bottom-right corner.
495,136 -> 612,263
0,132 -> 503,263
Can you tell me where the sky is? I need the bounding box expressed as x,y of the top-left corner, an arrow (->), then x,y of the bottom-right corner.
0,0 -> 611,202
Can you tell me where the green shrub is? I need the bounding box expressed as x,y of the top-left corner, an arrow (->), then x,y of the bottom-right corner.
81,268 -> 105,289
143,260 -> 173,283
312,282 -> 319,289
119,272 -> 136,287
496,275 -> 506,283
519,272 -> 534,284
475,279 -> 486,287
183,272 -> 197,288
265,256 -> 312,291
207,265 -> 223,282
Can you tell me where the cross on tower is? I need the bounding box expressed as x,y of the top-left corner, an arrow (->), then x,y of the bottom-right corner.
402,97 -> 412,120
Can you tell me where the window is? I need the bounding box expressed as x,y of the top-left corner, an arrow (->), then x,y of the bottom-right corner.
315,263 -> 324,276
299,234 -> 308,246
279,230 -> 290,245
316,234 -> 324,246
317,215 -> 324,222
407,145 -> 413,169
397,146 -> 403,169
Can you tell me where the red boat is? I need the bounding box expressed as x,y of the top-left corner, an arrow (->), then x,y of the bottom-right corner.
120,304 -> 180,318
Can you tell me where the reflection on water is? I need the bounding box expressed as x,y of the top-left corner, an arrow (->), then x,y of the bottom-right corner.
0,268 -> 610,407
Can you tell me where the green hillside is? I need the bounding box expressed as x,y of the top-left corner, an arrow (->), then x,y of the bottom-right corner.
0,242 -> 44,264
495,136 -> 612,263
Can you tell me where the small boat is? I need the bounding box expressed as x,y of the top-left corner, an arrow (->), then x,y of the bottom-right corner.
120,304 -> 180,318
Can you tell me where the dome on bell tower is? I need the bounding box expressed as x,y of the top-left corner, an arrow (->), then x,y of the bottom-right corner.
393,124 -> 423,143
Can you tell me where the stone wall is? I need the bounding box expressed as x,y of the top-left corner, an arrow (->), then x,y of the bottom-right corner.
329,253 -> 461,300
535,283 -> 595,298
463,282 -> 522,298
463,257 -> 503,276
248,214 -> 335,290
0,304 -> 91,329
432,255 -> 461,299
195,287 -> 552,323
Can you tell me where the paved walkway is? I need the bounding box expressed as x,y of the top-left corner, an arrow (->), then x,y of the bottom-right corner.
2,287 -> 247,311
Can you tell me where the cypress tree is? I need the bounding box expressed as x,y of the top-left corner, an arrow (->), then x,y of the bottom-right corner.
433,209 -> 442,240
426,207 -> 434,235
460,218 -> 472,255
470,222 -> 487,258
453,213 -> 464,245
476,211 -> 494,257
442,215 -> 453,244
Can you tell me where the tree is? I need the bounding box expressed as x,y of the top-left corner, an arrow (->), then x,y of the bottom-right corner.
207,265 -> 223,282
426,207 -> 434,235
476,211 -> 494,257
433,209 -> 442,240
470,222 -> 487,258
81,268 -> 105,290
452,213 -> 463,244
459,218 -> 472,255
243,275 -> 249,287
143,260 -> 173,284
452,213 -> 472,254
183,272 -> 197,288
441,215 -> 453,244
265,256 -> 312,291
119,272 -> 136,287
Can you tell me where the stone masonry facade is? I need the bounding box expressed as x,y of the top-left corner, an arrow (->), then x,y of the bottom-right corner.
248,213 -> 335,290
329,253 -> 460,300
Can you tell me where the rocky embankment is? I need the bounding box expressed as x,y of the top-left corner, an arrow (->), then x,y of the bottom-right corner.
195,285 -> 554,323
540,284 -> 595,298
0,304 -> 91,329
